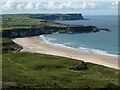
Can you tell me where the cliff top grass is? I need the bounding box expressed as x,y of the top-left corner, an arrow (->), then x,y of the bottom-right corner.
1,14 -> 69,31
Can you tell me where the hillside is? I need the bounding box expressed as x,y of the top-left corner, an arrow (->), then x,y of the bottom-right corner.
2,52 -> 120,89
2,38 -> 120,89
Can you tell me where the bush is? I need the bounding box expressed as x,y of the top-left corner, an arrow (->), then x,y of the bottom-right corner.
105,82 -> 120,89
69,61 -> 88,71
54,64 -> 64,69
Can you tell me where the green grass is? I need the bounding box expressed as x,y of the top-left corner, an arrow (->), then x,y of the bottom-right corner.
2,52 -> 120,89
1,14 -> 68,31
1,27 -> 32,31
2,15 -> 41,26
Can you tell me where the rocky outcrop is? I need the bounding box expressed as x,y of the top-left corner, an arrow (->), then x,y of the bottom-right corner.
99,28 -> 111,32
2,26 -> 99,38
68,26 -> 99,33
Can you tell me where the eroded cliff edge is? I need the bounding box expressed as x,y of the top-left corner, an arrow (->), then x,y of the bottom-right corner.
1,14 -> 110,38
2,26 -> 99,38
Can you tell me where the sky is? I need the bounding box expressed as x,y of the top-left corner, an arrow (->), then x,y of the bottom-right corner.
0,0 -> 119,15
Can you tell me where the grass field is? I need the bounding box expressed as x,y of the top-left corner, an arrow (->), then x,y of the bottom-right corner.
1,14 -> 68,31
2,52 -> 120,89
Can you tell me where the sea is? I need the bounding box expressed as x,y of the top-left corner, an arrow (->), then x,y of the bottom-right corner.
40,16 -> 118,57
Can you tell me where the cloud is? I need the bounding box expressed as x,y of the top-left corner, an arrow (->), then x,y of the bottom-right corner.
24,2 -> 34,10
35,2 -> 41,9
78,2 -> 96,9
111,2 -> 118,9
2,1 -> 117,11
2,0 -> 16,10
1,1 -> 97,10
47,2 -> 56,9
16,3 -> 25,10
112,2 -> 118,5
46,2 -> 97,10
2,0 -> 15,2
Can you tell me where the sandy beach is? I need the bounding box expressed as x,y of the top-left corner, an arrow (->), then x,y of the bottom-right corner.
13,36 -> 119,70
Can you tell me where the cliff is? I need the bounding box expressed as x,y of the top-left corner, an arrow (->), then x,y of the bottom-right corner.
2,26 -> 99,38
2,14 -> 110,38
29,14 -> 84,21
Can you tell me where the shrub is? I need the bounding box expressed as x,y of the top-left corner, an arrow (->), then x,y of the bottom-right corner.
69,61 -> 88,71
54,64 -> 64,69
105,82 -> 120,89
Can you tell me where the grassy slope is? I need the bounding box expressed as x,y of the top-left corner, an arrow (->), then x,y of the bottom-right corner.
2,52 -> 119,88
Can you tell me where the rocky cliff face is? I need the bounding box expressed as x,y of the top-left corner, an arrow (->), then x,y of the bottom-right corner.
2,26 -> 99,38
2,28 -> 48,38
69,26 -> 98,33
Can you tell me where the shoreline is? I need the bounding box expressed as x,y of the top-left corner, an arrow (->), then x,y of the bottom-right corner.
40,35 -> 117,57
12,36 -> 119,70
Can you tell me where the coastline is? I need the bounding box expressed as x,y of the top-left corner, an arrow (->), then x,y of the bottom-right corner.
40,35 -> 117,57
12,36 -> 119,70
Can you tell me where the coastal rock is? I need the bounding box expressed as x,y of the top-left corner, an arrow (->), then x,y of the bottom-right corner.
2,26 -> 99,38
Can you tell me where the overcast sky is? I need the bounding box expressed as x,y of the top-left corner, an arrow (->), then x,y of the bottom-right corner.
1,0 -> 119,15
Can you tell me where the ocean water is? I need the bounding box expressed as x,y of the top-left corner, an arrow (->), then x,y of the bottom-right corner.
41,16 -> 118,56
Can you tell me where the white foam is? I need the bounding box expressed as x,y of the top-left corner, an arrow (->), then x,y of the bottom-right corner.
39,35 -> 118,57
63,42 -> 74,45
39,35 -> 77,50
78,47 -> 117,57
40,35 -> 56,42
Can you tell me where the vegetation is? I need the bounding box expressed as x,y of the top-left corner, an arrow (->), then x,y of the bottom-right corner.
2,52 -> 120,89
2,38 -> 22,53
1,14 -> 68,31
28,13 -> 84,21
69,61 -> 88,71
2,38 -> 120,89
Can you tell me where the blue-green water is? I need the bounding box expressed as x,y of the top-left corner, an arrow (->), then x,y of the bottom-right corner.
41,16 -> 118,56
